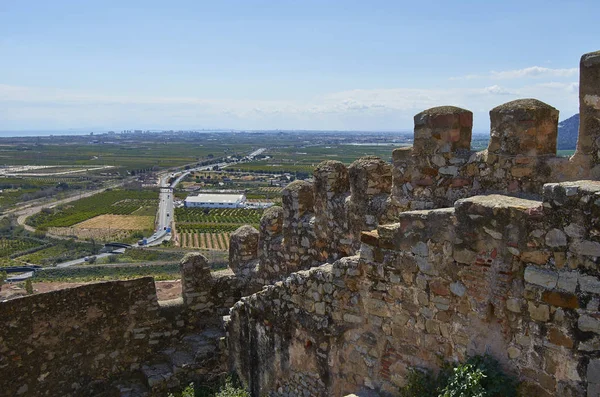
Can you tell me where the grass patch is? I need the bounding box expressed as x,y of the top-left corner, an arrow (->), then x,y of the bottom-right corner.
33,263 -> 182,282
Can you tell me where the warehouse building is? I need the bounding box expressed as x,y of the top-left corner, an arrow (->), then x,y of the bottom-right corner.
184,193 -> 246,208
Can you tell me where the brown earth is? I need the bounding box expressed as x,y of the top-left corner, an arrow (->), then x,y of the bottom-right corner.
75,214 -> 154,230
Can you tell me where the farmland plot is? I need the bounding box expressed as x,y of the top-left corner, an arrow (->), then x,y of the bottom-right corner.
48,214 -> 155,241
27,189 -> 158,229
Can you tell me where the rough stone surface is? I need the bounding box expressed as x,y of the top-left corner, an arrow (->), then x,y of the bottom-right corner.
0,278 -> 167,396
229,178 -> 600,396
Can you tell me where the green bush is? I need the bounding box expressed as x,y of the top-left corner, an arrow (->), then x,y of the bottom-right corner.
399,354 -> 517,397
214,378 -> 250,397
167,377 -> 250,397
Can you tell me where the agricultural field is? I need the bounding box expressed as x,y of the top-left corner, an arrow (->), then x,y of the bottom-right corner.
176,230 -> 232,251
96,249 -> 185,265
0,237 -> 44,258
47,214 -> 155,241
174,208 -> 262,224
16,239 -> 99,267
174,208 -> 263,250
32,263 -> 182,282
228,143 -> 401,177
0,176 -> 94,211
0,237 -> 50,267
27,189 -> 158,229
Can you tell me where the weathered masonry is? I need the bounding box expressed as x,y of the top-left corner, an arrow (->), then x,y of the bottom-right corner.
1,50 -> 600,397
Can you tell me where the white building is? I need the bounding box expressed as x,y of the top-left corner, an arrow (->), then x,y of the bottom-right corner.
184,193 -> 246,208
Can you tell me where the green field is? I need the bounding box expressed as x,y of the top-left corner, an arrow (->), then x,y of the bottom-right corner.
97,249 -> 185,264
26,189 -> 158,229
0,177 -> 95,211
16,239 -> 98,266
0,136 -> 256,171
0,237 -> 44,258
228,144 -> 398,176
174,208 -> 263,224
32,263 -> 183,282
174,207 -> 263,250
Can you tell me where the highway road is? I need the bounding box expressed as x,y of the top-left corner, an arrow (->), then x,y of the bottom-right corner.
144,161 -> 229,246
145,147 -> 265,246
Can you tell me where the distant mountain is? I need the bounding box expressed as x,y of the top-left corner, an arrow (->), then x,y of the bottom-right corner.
557,113 -> 579,150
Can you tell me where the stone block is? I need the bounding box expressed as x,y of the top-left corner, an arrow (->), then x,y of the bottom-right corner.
488,99 -> 558,157
528,302 -> 550,322
542,291 -> 579,309
524,266 -> 558,289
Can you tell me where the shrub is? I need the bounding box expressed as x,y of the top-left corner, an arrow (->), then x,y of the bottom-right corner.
399,354 -> 517,397
25,279 -> 34,294
215,378 -> 250,397
167,376 -> 250,397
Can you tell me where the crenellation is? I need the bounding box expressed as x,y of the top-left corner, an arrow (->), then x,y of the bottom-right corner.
282,180 -> 319,272
229,225 -> 260,277
573,51 -> 600,177
413,105 -> 473,155
348,156 -> 392,251
313,160 -> 352,262
258,205 -> 285,281
488,98 -> 559,158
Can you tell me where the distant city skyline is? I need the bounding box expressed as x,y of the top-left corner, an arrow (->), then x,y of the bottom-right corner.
1,0 -> 599,133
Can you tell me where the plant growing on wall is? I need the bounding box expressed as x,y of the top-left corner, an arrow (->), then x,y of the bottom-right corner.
399,354 -> 518,397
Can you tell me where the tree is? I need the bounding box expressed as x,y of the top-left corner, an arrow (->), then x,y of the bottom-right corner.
0,271 -> 6,290
90,238 -> 99,254
25,279 -> 33,294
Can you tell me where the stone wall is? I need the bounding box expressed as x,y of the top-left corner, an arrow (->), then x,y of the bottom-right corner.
0,253 -> 263,396
227,180 -> 600,397
0,278 -> 169,396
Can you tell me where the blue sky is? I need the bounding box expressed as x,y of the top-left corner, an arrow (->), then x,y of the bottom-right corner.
1,0 -> 598,132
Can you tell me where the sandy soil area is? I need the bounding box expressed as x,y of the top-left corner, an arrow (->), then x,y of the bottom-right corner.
75,214 -> 154,230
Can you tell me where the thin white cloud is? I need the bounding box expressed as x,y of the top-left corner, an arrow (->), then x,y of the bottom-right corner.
483,85 -> 514,95
452,66 -> 578,80
0,81 -> 579,131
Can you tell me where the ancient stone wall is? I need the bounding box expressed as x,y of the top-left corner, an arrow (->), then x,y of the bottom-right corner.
0,252 -> 264,396
228,180 -> 600,397
0,278 -> 169,396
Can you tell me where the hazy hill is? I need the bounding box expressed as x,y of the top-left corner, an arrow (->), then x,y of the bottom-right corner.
557,113 -> 579,150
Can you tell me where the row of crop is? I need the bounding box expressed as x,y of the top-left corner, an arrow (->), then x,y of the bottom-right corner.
27,189 -> 158,228
0,238 -> 44,258
176,223 -> 246,234
174,208 -> 263,224
179,232 -> 230,251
